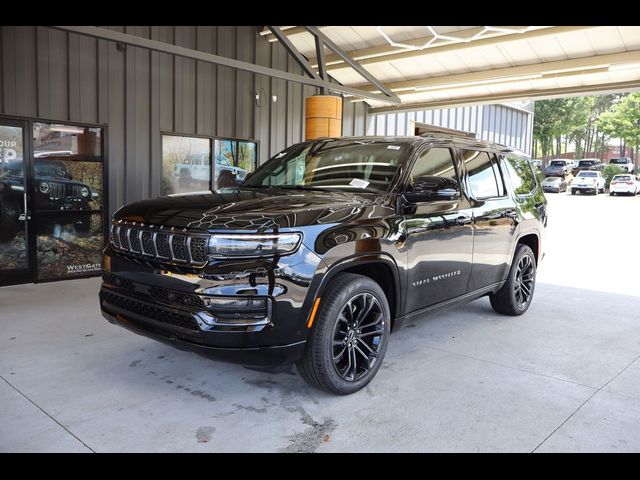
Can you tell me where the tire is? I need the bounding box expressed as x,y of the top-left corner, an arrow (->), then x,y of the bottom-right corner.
74,214 -> 92,234
571,189 -> 576,195
611,192 -> 615,196
490,244 -> 537,316
296,273 -> 391,395
0,198 -> 20,242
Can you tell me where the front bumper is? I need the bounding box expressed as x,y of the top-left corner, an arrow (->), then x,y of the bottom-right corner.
99,241 -> 324,366
101,304 -> 306,366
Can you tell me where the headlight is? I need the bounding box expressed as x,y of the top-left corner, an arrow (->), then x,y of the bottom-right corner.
80,186 -> 90,197
208,233 -> 302,258
39,182 -> 50,194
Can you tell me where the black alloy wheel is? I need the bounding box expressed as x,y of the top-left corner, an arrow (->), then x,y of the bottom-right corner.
296,273 -> 390,395
331,292 -> 385,382
490,244 -> 537,316
513,254 -> 535,309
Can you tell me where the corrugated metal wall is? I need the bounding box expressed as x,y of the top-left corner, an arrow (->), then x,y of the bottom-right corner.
0,26 -> 368,217
367,104 -> 533,155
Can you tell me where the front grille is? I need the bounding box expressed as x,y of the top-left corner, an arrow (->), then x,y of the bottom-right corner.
156,233 -> 171,259
190,236 -> 208,263
101,290 -> 199,330
46,182 -> 83,201
109,221 -> 210,267
148,286 -> 205,309
172,235 -> 188,261
141,231 -> 155,255
129,228 -> 141,253
102,271 -> 135,291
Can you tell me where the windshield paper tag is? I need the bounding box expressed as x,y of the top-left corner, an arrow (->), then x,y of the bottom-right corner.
350,178 -> 370,189
387,145 -> 400,150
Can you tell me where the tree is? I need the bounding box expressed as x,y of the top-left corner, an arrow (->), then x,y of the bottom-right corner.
597,92 -> 640,166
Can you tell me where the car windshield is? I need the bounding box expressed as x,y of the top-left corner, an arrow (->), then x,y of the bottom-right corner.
242,140 -> 409,193
544,177 -> 561,183
613,175 -> 631,181
578,161 -> 595,166
549,161 -> 565,166
578,171 -> 597,177
610,158 -> 628,164
34,161 -> 70,179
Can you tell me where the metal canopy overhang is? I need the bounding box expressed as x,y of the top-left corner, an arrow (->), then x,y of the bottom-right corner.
50,25 -> 401,106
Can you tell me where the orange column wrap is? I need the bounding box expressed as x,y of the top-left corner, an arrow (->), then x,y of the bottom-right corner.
305,95 -> 343,140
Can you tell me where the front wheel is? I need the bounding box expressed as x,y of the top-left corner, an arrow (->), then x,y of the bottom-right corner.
571,189 -> 576,195
490,244 -> 537,316
296,273 -> 391,395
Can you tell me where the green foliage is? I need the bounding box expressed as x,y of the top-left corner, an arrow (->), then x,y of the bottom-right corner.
601,164 -> 624,188
534,94 -> 622,161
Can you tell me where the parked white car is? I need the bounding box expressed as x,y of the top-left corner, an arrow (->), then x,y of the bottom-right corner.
609,157 -> 635,174
571,170 -> 605,195
609,174 -> 640,196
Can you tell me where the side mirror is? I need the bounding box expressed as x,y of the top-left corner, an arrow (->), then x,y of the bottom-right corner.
403,175 -> 460,202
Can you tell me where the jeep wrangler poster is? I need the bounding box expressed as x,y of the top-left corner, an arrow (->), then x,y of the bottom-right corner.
0,124 -> 28,272
32,123 -> 104,281
214,139 -> 256,189
161,135 -> 211,196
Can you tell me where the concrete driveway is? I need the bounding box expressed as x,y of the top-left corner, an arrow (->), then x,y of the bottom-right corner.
1,192 -> 640,452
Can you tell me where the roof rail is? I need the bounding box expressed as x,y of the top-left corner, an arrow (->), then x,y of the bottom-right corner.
414,122 -> 476,139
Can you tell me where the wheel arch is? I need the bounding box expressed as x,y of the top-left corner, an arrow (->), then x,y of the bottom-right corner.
309,253 -> 402,331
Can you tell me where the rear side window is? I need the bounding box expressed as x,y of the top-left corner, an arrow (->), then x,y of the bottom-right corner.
503,154 -> 537,196
461,150 -> 504,199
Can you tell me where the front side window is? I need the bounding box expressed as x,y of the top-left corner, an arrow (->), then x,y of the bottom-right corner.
243,140 -> 408,193
406,147 -> 460,196
503,154 -> 537,196
462,150 -> 503,199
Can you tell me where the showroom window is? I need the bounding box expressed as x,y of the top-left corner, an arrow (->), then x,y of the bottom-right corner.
214,138 -> 257,189
161,134 -> 212,196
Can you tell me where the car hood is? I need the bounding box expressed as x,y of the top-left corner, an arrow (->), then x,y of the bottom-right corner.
114,188 -> 394,231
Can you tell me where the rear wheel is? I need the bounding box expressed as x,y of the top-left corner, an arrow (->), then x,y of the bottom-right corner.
296,273 -> 390,395
490,244 -> 537,316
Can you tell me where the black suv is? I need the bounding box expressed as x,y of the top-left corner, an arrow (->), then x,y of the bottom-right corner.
100,135 -> 547,395
0,159 -> 96,241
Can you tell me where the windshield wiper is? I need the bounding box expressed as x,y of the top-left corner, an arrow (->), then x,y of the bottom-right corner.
274,185 -> 337,192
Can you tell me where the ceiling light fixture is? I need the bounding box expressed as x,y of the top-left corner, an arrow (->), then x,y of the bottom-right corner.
377,25 -> 536,52
412,74 -> 543,92
609,62 -> 640,72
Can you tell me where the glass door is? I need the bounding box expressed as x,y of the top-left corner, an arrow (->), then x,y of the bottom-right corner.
0,119 -> 32,286
32,123 -> 104,282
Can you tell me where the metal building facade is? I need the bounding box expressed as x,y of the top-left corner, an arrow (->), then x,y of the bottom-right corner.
366,103 -> 534,155
0,26 -> 368,217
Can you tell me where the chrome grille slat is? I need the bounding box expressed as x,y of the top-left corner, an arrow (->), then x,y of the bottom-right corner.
109,222 -> 209,267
